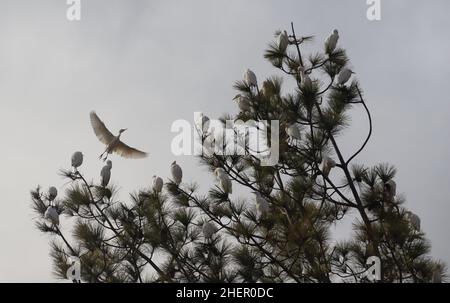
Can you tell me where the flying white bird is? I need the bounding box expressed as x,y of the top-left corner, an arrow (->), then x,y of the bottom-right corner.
321,157 -> 336,177
44,206 -> 59,226
48,186 -> 58,202
277,30 -> 289,53
71,151 -> 83,171
202,221 -> 218,239
243,69 -> 258,87
337,68 -> 353,85
325,29 -> 339,53
405,211 -> 421,231
101,160 -> 112,187
90,111 -> 147,161
171,161 -> 183,185
286,124 -> 301,143
152,175 -> 163,193
254,192 -> 270,219
214,168 -> 232,194
233,94 -> 251,112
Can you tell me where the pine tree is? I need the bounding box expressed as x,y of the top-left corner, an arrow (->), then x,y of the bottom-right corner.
31,23 -> 446,283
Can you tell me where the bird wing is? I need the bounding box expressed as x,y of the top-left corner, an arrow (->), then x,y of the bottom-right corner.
114,140 -> 148,159
90,111 -> 115,145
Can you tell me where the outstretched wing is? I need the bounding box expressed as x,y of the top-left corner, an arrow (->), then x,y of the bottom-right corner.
90,111 -> 115,145
114,141 -> 148,159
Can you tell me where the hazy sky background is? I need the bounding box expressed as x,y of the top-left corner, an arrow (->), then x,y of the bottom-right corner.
0,0 -> 449,282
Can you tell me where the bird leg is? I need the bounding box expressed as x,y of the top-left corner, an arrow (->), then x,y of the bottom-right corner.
102,153 -> 110,162
99,149 -> 109,161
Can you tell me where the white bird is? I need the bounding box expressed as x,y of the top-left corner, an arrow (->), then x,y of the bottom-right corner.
71,151 -> 83,171
325,29 -> 339,53
321,157 -> 336,177
254,192 -> 270,219
214,167 -> 226,175
152,175 -> 163,193
202,221 -> 218,238
48,186 -> 58,201
406,211 -> 421,231
286,124 -> 301,143
44,206 -> 59,226
233,94 -> 251,112
171,161 -> 183,185
195,112 -> 210,134
337,68 -> 353,85
243,69 -> 257,87
214,168 -> 232,194
90,111 -> 148,161
101,160 -> 112,187
277,30 -> 289,53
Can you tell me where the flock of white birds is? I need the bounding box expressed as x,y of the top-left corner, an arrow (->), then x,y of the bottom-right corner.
41,29 -> 423,247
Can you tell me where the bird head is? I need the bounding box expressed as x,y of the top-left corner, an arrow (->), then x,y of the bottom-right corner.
333,29 -> 339,35
232,94 -> 241,101
106,160 -> 112,167
171,161 -> 176,165
119,128 -> 127,134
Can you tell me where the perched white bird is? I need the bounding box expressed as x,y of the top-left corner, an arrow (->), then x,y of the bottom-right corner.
152,175 -> 163,193
337,68 -> 353,85
384,180 -> 397,200
101,160 -> 112,187
406,211 -> 421,231
255,192 -> 270,219
243,69 -> 257,87
71,151 -> 83,171
233,94 -> 251,112
48,186 -> 58,201
202,221 -> 218,239
171,161 -> 183,185
195,112 -> 210,133
90,111 -> 148,161
325,29 -> 339,53
214,167 -> 226,175
321,157 -> 336,177
44,206 -> 59,225
286,124 -> 301,142
277,30 -> 289,53
214,168 -> 232,194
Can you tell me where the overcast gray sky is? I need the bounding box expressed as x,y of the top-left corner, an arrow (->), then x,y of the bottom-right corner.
0,0 -> 449,282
